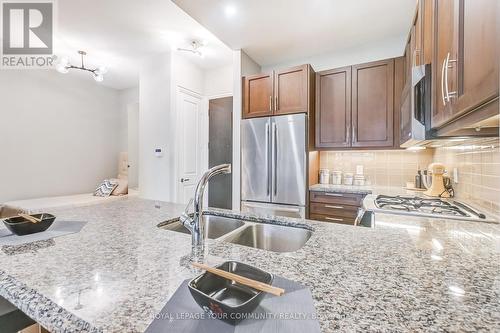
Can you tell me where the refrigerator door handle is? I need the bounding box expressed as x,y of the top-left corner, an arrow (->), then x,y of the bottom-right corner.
272,122 -> 278,196
265,122 -> 270,196
243,202 -> 302,213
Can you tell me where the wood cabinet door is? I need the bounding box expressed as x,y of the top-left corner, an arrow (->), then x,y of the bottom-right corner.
315,67 -> 351,148
351,59 -> 395,148
274,65 -> 309,115
243,73 -> 273,118
393,57 -> 405,148
432,0 -> 457,128
452,0 -> 498,117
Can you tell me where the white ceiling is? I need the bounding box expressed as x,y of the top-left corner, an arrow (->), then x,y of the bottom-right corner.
54,0 -> 233,90
173,0 -> 417,68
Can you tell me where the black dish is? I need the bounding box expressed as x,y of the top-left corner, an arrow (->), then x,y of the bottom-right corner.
188,261 -> 273,325
3,214 -> 56,236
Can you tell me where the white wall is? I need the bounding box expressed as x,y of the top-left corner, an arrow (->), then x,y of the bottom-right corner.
231,50 -> 261,210
139,52 -> 175,201
204,64 -> 233,97
118,87 -> 139,188
0,70 -> 122,202
261,36 -> 405,72
118,87 -> 139,151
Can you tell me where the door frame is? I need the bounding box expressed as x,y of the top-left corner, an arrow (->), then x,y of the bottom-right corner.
204,93 -> 233,203
174,86 -> 207,204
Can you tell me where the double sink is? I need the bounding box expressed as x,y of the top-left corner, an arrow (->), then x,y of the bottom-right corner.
160,214 -> 312,253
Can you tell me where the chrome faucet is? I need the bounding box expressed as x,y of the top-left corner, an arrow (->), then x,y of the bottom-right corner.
180,164 -> 232,252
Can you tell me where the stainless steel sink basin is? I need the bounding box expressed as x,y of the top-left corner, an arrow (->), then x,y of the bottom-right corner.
224,223 -> 312,253
161,215 -> 245,239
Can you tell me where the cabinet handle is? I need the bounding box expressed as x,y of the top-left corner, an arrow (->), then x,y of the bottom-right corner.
346,124 -> 351,144
274,96 -> 278,112
352,125 -> 357,143
325,217 -> 344,222
441,57 -> 447,106
180,178 -> 190,183
444,53 -> 457,102
413,49 -> 420,67
269,95 -> 272,112
324,193 -> 343,197
325,205 -> 344,209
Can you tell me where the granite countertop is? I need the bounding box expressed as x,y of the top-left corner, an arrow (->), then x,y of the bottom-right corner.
0,197 -> 499,332
309,183 -> 417,196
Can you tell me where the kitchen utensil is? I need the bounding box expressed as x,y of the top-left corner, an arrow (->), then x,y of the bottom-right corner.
191,262 -> 283,296
3,214 -> 56,236
188,261 -> 274,324
18,213 -> 41,223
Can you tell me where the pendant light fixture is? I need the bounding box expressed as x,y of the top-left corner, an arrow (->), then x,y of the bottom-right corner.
177,41 -> 204,58
56,50 -> 108,82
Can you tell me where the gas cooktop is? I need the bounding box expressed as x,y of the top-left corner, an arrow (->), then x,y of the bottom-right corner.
374,195 -> 491,222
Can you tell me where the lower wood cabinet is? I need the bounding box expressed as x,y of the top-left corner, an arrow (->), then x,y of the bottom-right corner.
309,191 -> 365,225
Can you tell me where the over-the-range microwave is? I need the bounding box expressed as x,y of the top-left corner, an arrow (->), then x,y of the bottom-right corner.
400,64 -> 432,147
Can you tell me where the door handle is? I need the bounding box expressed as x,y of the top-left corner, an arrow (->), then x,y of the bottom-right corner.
324,193 -> 343,197
325,205 -> 344,209
244,203 -> 301,213
265,122 -> 270,196
180,178 -> 190,183
273,122 -> 278,196
444,52 -> 457,102
441,56 -> 447,106
325,216 -> 344,222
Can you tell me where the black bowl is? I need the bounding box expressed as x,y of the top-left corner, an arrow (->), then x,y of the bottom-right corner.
188,261 -> 273,325
3,214 -> 56,236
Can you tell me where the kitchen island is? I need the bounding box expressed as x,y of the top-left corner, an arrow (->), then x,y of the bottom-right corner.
0,197 -> 499,332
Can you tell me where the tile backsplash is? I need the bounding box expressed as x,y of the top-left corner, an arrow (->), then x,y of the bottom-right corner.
319,138 -> 500,216
432,138 -> 500,215
319,150 -> 434,187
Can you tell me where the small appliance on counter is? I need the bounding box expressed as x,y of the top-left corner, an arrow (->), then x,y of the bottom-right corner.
343,173 -> 354,185
421,163 -> 454,198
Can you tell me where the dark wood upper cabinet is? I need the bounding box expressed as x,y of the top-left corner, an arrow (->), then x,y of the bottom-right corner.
432,0 -> 498,129
242,73 -> 273,119
315,67 -> 352,148
242,64 -> 313,119
275,65 -> 310,115
352,59 -> 395,148
432,0 -> 458,128
453,0 -> 498,118
394,57 -> 406,147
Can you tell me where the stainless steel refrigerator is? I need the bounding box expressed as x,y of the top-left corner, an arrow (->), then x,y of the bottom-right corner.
241,114 -> 307,218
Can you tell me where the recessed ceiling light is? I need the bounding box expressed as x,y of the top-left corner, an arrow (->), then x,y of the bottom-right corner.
224,4 -> 237,18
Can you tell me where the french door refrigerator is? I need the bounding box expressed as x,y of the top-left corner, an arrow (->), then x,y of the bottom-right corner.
241,114 -> 307,218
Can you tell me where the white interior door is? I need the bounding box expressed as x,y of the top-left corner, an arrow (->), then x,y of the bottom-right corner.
176,88 -> 205,204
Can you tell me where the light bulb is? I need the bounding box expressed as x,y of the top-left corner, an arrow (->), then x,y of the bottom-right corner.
56,64 -> 69,74
58,56 -> 69,66
94,74 -> 104,82
96,65 -> 108,74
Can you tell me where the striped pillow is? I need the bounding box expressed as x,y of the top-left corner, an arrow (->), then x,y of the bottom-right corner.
94,179 -> 118,197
